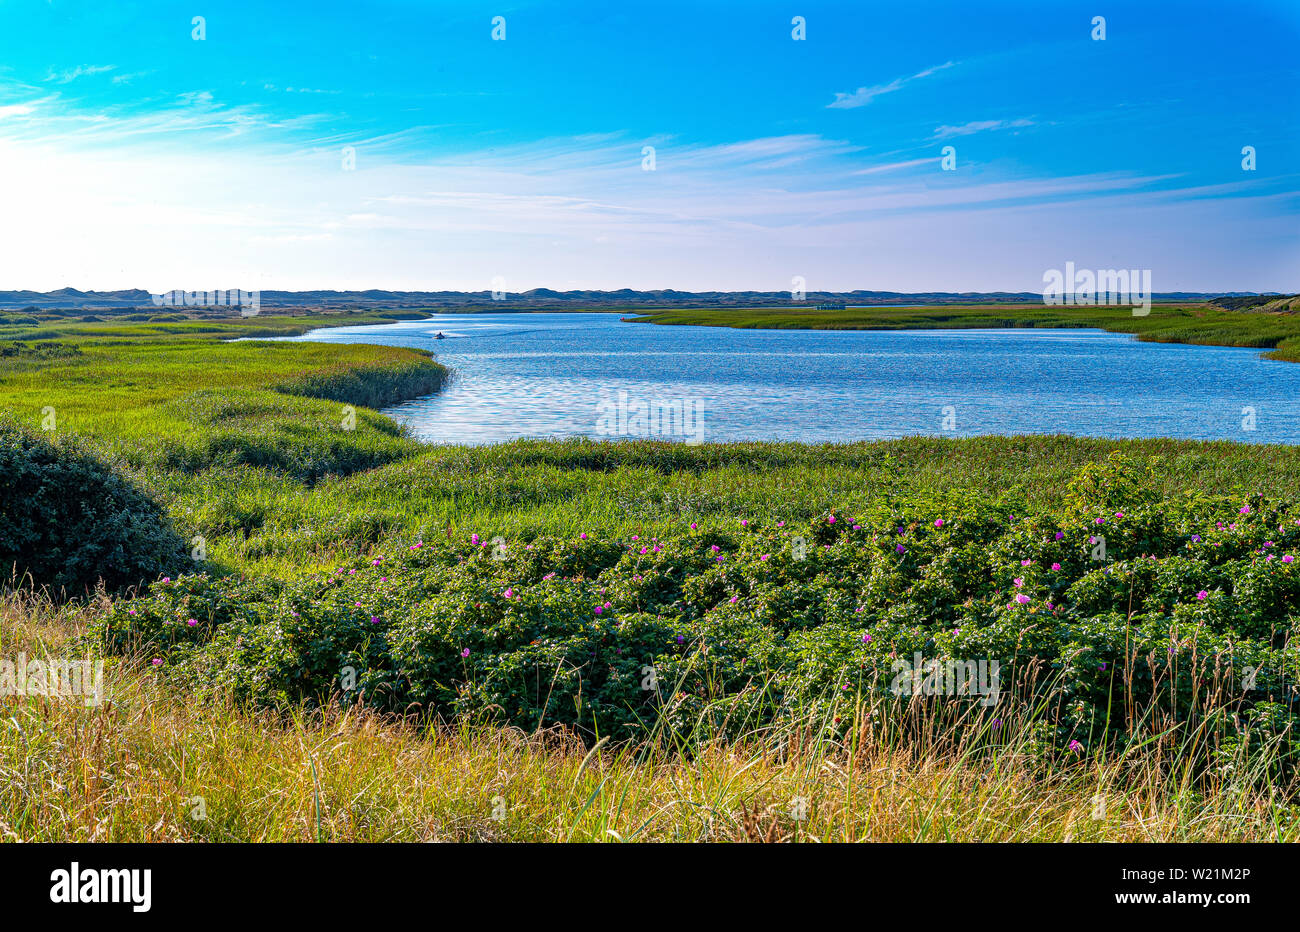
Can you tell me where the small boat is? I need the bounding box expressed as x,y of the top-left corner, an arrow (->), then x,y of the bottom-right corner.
434,332 -> 446,340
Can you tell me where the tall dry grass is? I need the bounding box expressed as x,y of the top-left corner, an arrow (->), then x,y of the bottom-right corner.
1,587 -> 1295,842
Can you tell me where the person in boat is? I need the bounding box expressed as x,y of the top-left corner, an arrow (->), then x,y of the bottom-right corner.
435,331 -> 446,339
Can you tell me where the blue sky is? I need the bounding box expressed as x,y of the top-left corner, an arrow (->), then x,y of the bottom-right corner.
0,0 -> 1296,292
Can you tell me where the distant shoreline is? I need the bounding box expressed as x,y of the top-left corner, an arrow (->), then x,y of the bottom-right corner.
623,301 -> 1300,365
0,287 -> 1271,313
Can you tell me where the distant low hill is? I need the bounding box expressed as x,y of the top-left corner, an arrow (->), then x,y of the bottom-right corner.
0,287 -> 1251,314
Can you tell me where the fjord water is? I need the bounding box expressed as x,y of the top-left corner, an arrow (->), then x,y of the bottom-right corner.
276,313 -> 1300,445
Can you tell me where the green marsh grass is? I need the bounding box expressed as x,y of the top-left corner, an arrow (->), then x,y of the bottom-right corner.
5,312 -> 1300,841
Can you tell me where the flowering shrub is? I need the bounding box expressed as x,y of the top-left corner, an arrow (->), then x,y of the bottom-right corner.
96,455 -> 1300,753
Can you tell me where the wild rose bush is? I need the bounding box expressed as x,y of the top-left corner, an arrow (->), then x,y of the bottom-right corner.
96,456 -> 1300,752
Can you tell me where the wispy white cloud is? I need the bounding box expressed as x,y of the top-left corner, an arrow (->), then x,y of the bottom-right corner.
828,61 -> 955,109
0,76 -> 1292,292
851,157 -> 938,176
261,82 -> 342,95
0,86 -> 329,145
933,117 -> 1035,138
45,64 -> 116,84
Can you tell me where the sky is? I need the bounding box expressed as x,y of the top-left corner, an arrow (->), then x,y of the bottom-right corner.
0,0 -> 1297,294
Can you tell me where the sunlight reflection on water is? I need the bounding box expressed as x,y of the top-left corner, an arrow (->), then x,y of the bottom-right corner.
269,313 -> 1300,446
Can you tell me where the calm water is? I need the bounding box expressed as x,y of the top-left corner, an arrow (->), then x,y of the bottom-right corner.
270,313 -> 1300,445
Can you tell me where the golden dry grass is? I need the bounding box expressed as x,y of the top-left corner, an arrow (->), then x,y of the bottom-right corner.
2,590 -> 1295,843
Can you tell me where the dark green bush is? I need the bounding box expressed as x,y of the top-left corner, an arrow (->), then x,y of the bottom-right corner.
0,341 -> 82,359
0,418 -> 188,595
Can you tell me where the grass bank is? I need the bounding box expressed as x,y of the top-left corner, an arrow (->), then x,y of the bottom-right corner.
156,433 -> 1300,577
0,307 -> 434,343
0,321 -> 447,481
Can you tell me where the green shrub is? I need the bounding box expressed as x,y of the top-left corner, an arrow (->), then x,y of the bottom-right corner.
95,456 -> 1300,758
0,418 -> 188,595
0,341 -> 82,359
